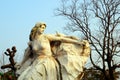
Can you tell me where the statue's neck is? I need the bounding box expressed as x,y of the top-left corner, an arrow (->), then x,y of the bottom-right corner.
35,33 -> 44,40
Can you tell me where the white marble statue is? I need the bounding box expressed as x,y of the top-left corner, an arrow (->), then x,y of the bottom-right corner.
16,22 -> 90,80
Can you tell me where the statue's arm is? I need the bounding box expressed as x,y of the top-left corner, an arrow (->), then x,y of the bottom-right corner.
65,36 -> 79,40
20,47 -> 31,65
46,34 -> 84,45
55,32 -> 79,40
15,47 -> 31,69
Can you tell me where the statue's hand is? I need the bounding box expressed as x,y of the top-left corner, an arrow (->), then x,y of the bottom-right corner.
15,62 -> 21,70
76,41 -> 85,46
82,40 -> 90,47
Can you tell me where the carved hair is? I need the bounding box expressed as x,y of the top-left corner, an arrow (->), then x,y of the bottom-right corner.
29,22 -> 46,41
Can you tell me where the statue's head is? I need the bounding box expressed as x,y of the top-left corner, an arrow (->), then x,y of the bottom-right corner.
29,22 -> 46,41
35,22 -> 46,28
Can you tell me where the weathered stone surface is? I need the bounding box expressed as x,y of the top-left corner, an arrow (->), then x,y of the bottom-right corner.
52,40 -> 90,80
18,56 -> 59,80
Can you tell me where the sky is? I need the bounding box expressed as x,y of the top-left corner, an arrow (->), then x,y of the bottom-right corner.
0,0 -> 67,62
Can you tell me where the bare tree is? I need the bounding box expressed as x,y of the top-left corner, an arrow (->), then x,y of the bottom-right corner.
56,0 -> 120,80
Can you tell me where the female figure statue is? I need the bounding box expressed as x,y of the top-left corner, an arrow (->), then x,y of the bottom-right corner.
17,22 -> 84,80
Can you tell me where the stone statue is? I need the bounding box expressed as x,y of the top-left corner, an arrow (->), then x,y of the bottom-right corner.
16,22 -> 90,80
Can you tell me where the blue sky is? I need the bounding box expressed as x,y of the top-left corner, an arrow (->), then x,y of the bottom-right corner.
0,0 -> 67,61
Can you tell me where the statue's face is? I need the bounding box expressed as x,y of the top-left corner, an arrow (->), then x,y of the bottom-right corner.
37,25 -> 46,34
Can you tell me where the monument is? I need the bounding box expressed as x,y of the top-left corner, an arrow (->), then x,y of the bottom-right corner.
16,22 -> 90,80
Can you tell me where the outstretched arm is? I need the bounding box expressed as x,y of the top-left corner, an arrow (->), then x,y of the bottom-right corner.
46,34 -> 84,45
55,32 -> 80,40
